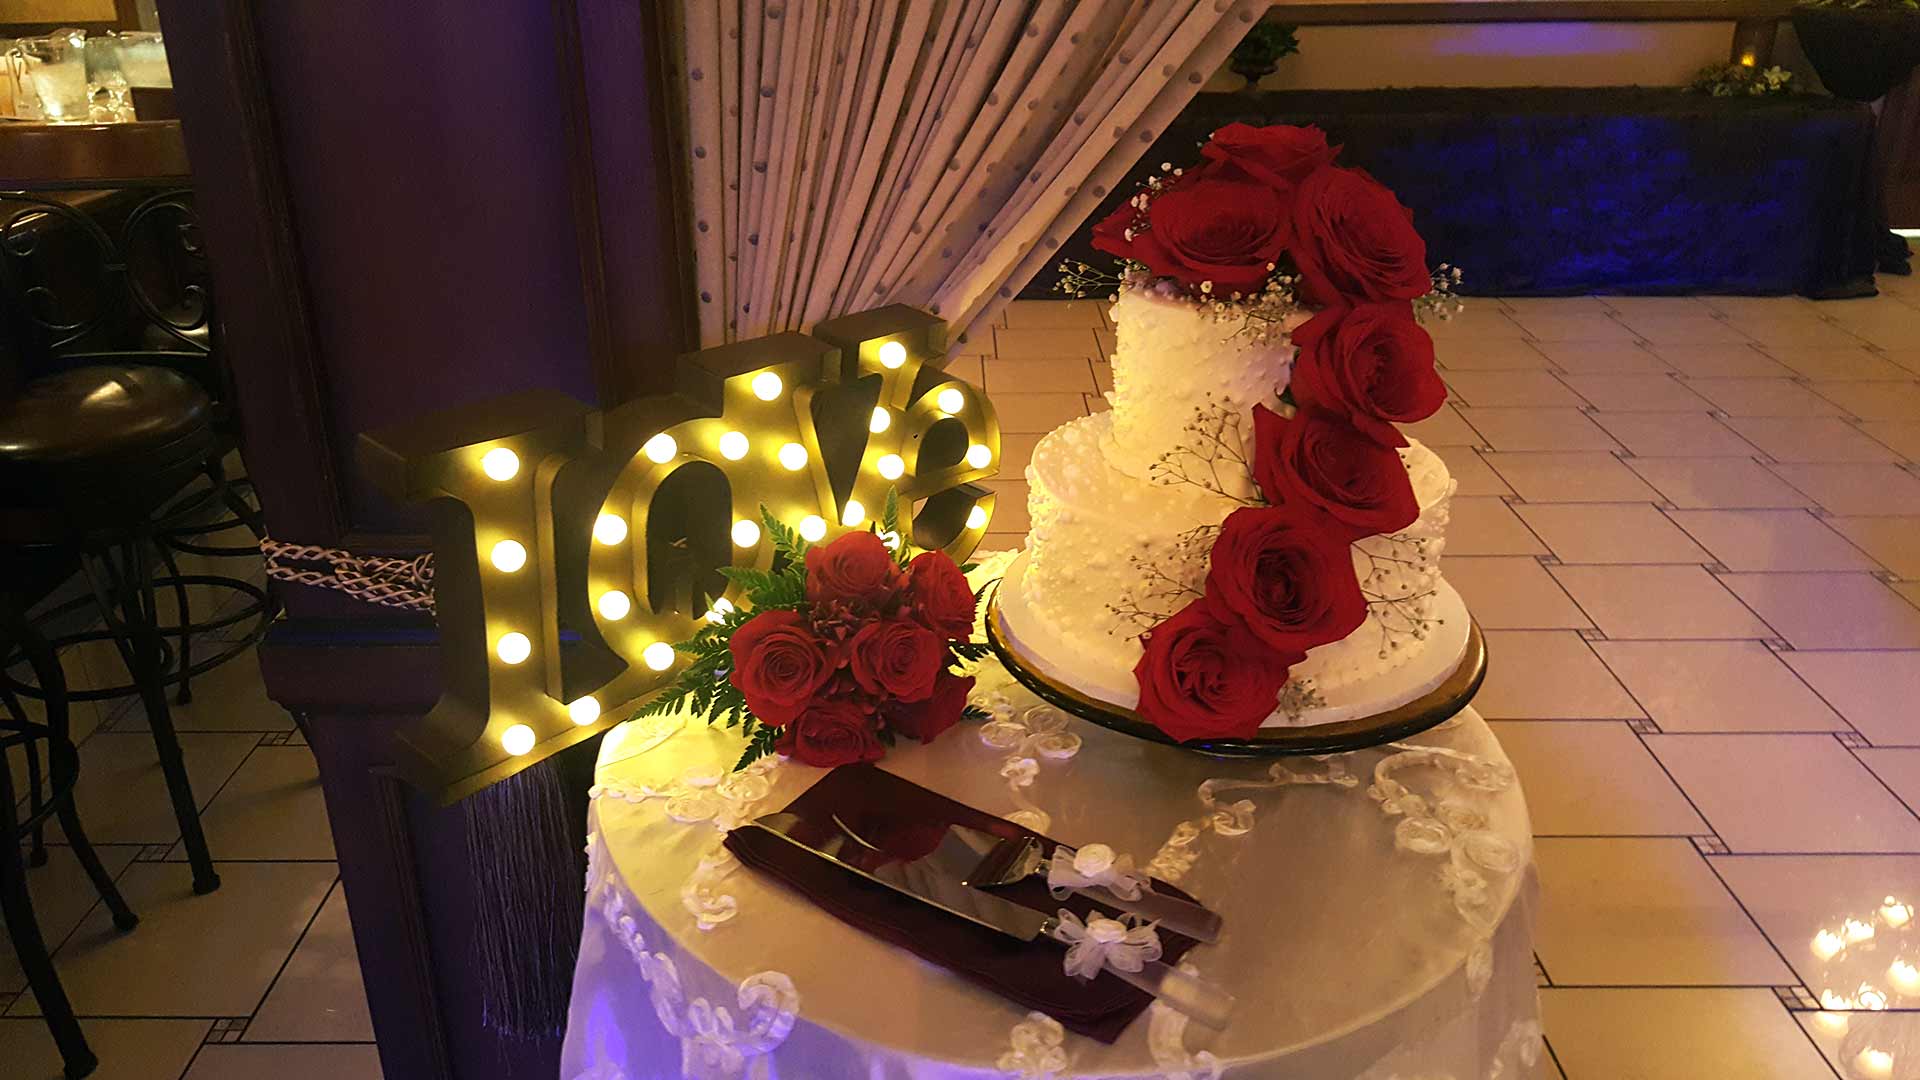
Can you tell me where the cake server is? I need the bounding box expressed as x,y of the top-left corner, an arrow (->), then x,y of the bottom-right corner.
742,812 -> 1237,1029
951,828 -> 1225,944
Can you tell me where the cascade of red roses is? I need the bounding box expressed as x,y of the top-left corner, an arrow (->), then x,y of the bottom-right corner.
1088,123 -> 1451,743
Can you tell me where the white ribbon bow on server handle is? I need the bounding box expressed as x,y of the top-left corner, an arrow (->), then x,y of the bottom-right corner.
1055,910 -> 1165,980
1048,843 -> 1152,901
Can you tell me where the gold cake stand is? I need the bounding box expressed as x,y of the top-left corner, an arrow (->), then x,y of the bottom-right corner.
984,590 -> 1487,758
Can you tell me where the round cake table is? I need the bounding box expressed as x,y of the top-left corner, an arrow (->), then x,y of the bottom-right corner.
559,643 -> 1542,1080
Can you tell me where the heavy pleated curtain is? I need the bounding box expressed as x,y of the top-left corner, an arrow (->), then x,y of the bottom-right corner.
673,0 -> 1270,347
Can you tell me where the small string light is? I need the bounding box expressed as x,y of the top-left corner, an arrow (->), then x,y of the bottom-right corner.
798,515 -> 827,542
501,723 -> 536,756
705,598 -> 736,624
642,641 -> 676,671
936,388 -> 965,414
593,514 -> 627,545
878,340 -> 907,369
481,448 -> 520,481
643,433 -> 678,464
777,442 -> 808,471
751,372 -> 783,401
496,632 -> 532,665
490,540 -> 527,572
842,500 -> 866,527
732,519 -> 761,547
967,505 -> 989,530
597,590 -> 632,621
869,407 -> 891,434
877,453 -> 905,480
717,430 -> 749,460
966,443 -> 993,469
568,696 -> 601,726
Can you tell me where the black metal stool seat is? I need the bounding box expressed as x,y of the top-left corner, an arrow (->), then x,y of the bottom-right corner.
0,364 -> 272,898
2,606 -> 138,1080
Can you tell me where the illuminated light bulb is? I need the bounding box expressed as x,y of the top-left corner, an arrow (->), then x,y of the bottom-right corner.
490,540 -> 527,572
798,515 -> 828,543
1859,1048 -> 1895,1079
643,641 -> 676,671
966,443 -> 993,469
731,519 -> 761,547
1886,898 -> 1912,928
705,598 -> 736,624
777,442 -> 808,471
501,723 -> 537,756
597,590 -> 632,621
568,696 -> 601,726
936,387 -> 966,414
1847,918 -> 1879,944
751,371 -> 783,401
593,513 -> 628,545
1891,959 -> 1920,996
869,407 -> 892,434
1862,987 -> 1890,1011
643,432 -> 678,464
842,500 -> 866,527
717,430 -> 750,460
481,447 -> 520,481
877,453 -> 906,480
878,340 -> 908,369
967,504 -> 989,530
880,530 -> 903,552
496,632 -> 532,665
1813,929 -> 1846,961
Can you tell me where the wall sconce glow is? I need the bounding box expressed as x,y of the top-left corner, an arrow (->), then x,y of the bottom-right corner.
1858,1048 -> 1894,1078
751,371 -> 783,401
936,388 -> 966,414
643,433 -> 678,464
878,340 -> 908,369
480,447 -> 520,481
1813,929 -> 1846,961
869,407 -> 891,434
731,519 -> 761,548
717,430 -> 750,460
798,515 -> 828,543
877,453 -> 905,480
842,500 -> 866,527
1812,1010 -> 1849,1036
501,723 -> 537,756
1885,898 -> 1912,928
777,442 -> 808,471
1890,959 -> 1920,996
490,540 -> 528,572
967,504 -> 989,530
642,641 -> 677,672
597,590 -> 632,621
568,696 -> 601,726
496,632 -> 532,665
965,443 -> 993,469
593,514 -> 628,546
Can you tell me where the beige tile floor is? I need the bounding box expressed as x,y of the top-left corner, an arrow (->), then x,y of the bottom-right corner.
11,286 -> 1920,1079
2,548 -> 380,1080
975,288 -> 1920,1079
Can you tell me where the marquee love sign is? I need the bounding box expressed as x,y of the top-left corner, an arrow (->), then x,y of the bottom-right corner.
358,306 -> 1000,801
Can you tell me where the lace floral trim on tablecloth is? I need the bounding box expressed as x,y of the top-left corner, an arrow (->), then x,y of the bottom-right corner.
971,695 -> 1082,832
997,1011 -> 1071,1079
1147,756 -> 1359,883
590,755 -> 782,931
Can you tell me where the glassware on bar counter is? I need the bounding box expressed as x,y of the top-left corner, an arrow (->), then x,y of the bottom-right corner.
84,33 -> 131,122
12,28 -> 89,123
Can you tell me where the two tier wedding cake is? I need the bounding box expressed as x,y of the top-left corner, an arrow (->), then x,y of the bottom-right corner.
993,123 -> 1470,743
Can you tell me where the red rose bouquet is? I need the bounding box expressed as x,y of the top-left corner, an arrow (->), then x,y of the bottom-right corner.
1062,123 -> 1462,742
639,493 -> 988,769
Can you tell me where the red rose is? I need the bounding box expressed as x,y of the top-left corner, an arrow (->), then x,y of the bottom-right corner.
1091,164 -> 1290,297
805,531 -> 902,608
849,619 -> 943,702
886,670 -> 975,744
1133,602 -> 1296,742
1203,505 -> 1367,655
904,551 -> 976,639
1290,303 -> 1446,447
1251,404 -> 1419,542
774,698 -> 884,768
728,610 -> 834,726
1200,123 -> 1338,190
1290,166 -> 1430,306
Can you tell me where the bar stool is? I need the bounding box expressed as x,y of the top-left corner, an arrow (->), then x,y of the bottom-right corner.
2,600 -> 139,1080
0,364 -> 268,895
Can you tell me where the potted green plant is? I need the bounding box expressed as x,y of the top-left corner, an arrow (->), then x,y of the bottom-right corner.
1792,0 -> 1920,102
1228,22 -> 1299,90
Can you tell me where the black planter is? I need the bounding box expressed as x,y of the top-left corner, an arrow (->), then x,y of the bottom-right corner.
1792,6 -> 1920,102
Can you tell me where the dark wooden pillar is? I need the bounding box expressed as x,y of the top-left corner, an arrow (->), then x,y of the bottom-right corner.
158,1 -> 695,1076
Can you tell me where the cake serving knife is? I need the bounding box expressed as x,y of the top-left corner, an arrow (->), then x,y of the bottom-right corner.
742,812 -> 1236,1029
949,827 -> 1225,944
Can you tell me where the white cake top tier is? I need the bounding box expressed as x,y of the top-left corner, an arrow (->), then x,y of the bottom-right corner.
1103,285 -> 1306,487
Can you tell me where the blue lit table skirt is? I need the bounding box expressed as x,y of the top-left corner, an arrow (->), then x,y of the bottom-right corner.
1026,88 -> 1878,299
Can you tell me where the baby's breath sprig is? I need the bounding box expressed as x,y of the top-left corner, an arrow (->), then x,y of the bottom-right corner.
1415,264 -> 1466,324
1053,259 -> 1124,300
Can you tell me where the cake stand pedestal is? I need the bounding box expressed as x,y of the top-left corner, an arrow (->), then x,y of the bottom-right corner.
559,653 -> 1541,1079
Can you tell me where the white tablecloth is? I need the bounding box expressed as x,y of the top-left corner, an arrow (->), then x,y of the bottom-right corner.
560,657 -> 1542,1080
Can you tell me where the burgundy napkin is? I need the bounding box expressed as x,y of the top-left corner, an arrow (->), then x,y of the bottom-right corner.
723,763 -> 1205,1043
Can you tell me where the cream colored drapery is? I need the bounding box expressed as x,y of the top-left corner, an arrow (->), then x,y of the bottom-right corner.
673,0 -> 1270,348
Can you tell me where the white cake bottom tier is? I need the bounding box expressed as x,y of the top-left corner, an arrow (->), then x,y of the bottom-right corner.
1020,411 -> 1458,725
